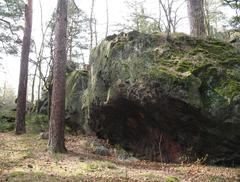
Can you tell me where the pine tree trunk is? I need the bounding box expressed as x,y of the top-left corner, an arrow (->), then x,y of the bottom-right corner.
187,0 -> 206,37
105,0 -> 109,38
47,85 -> 52,120
89,0 -> 95,49
15,0 -> 33,135
48,0 -> 68,153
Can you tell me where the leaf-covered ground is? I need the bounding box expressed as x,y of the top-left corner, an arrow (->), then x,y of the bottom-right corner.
0,132 -> 239,182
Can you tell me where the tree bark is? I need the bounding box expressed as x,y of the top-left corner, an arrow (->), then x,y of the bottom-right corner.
105,0 -> 109,38
187,0 -> 206,37
89,0 -> 95,49
15,0 -> 33,135
30,63 -> 37,110
48,0 -> 68,153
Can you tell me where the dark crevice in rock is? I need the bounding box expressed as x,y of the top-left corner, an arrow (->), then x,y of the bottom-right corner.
89,97 -> 220,163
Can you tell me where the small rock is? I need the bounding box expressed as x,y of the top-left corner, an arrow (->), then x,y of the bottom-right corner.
126,156 -> 139,162
94,146 -> 110,156
40,132 -> 49,139
27,164 -> 33,168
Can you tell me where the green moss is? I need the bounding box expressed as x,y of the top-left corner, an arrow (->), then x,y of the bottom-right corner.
0,122 -> 14,132
149,65 -> 179,82
83,161 -> 117,172
66,70 -> 88,112
215,80 -> 240,102
108,41 -> 127,58
221,58 -> 240,67
165,176 -> 180,182
188,47 -> 209,56
0,109 -> 15,122
227,68 -> 240,81
9,171 -> 25,178
208,175 -> 226,182
176,61 -> 195,73
184,75 -> 202,107
119,62 -> 131,80
25,114 -> 48,133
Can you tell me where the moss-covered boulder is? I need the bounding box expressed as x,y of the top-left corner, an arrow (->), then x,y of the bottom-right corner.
84,31 -> 240,165
65,70 -> 88,132
36,70 -> 88,132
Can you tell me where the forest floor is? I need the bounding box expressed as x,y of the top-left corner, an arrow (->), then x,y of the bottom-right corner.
0,132 -> 239,182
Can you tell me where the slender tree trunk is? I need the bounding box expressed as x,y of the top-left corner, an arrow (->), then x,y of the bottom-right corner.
16,0 -> 33,135
47,84 -> 52,120
36,74 -> 41,113
68,20 -> 73,63
48,0 -> 68,153
3,80 -> 6,99
158,0 -> 162,31
47,28 -> 54,120
204,0 -> 211,36
31,64 -> 37,106
94,18 -> 98,46
187,0 -> 206,37
89,0 -> 95,49
105,0 -> 109,37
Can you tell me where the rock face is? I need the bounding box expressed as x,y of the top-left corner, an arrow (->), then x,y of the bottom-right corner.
36,70 -> 88,132
83,31 -> 240,165
65,70 -> 88,132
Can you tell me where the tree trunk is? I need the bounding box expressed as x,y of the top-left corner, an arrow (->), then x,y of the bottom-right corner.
47,84 -> 52,120
89,0 -> 95,49
47,27 -> 54,120
105,0 -> 109,38
94,18 -> 98,46
48,0 -> 68,153
15,0 -> 33,135
187,0 -> 206,37
31,64 -> 37,108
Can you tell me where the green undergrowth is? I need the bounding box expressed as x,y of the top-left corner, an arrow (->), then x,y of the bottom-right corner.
25,114 -> 48,133
83,161 -> 117,172
0,109 -> 15,132
165,176 -> 180,182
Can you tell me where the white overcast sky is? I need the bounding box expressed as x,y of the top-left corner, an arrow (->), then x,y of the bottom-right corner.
0,0 -> 234,94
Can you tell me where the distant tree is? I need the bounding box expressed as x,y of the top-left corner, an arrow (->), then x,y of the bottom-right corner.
204,0 -> 227,38
15,0 -> 33,135
105,0 -> 109,37
0,83 -> 16,109
158,0 -> 186,36
187,0 -> 206,37
0,0 -> 25,55
67,0 -> 89,64
223,0 -> 240,28
89,0 -> 96,49
48,0 -> 68,153
120,0 -> 186,36
30,0 -> 52,109
127,1 -> 160,33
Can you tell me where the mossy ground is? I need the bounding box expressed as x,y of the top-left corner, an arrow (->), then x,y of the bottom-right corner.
0,132 -> 239,182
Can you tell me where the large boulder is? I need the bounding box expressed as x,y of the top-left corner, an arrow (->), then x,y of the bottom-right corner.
83,31 -> 240,165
